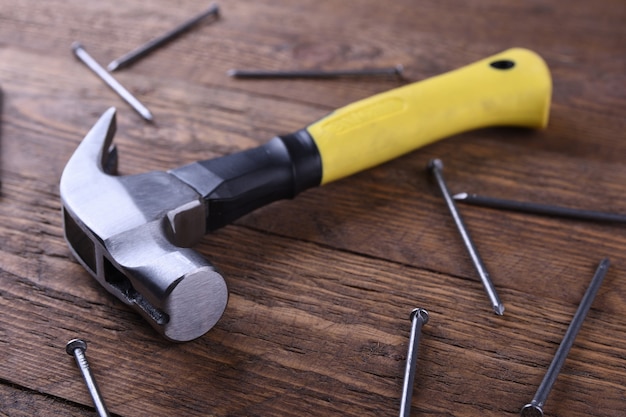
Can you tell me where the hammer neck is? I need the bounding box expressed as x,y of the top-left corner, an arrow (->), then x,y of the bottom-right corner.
170,129 -> 322,232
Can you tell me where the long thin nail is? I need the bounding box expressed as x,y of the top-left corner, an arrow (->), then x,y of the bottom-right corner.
454,192 -> 626,224
66,339 -> 111,417
521,258 -> 610,417
108,3 -> 220,72
399,308 -> 429,417
428,159 -> 505,315
72,42 -> 153,122
227,65 -> 404,79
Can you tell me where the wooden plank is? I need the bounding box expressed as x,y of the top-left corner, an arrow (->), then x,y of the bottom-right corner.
1,0 -> 625,416
2,227 -> 625,416
0,383 -> 94,417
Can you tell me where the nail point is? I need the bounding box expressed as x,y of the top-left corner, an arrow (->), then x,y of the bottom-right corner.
493,303 -> 505,316
107,61 -> 120,72
141,109 -> 154,122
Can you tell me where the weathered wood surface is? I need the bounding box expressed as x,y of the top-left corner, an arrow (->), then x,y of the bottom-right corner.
1,0 -> 625,416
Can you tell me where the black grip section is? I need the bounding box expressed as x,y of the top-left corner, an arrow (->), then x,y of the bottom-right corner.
196,129 -> 322,231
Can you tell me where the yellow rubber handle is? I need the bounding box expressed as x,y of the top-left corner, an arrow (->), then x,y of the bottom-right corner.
306,48 -> 552,184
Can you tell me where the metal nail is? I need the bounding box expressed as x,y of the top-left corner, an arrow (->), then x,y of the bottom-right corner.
72,42 -> 153,122
227,65 -> 404,79
453,192 -> 626,224
428,159 -> 505,315
107,3 -> 220,72
66,339 -> 111,417
520,258 -> 610,417
399,308 -> 429,417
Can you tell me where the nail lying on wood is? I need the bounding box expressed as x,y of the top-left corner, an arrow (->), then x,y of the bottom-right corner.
453,192 -> 626,224
399,308 -> 429,417
520,258 -> 610,417
227,65 -> 404,79
72,42 -> 154,122
108,3 -> 220,72
66,339 -> 111,417
428,159 -> 505,315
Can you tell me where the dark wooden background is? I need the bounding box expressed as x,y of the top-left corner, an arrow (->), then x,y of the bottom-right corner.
1,1 -> 625,416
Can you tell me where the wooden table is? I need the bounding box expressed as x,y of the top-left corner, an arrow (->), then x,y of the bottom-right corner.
1,1 -> 624,416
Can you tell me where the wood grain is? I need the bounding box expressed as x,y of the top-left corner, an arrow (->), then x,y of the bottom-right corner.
1,0 -> 625,416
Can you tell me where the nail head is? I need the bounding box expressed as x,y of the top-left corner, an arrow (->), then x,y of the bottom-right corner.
520,403 -> 544,417
66,338 -> 87,355
428,158 -> 444,171
410,308 -> 429,325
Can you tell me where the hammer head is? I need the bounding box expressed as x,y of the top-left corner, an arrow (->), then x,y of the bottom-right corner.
60,108 -> 228,342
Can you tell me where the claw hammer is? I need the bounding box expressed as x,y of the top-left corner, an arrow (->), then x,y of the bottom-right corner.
60,48 -> 551,341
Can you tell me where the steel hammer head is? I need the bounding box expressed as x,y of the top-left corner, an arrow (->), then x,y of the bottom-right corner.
60,108 -> 228,342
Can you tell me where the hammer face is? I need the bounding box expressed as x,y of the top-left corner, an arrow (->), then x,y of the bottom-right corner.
60,108 -> 228,341
63,206 -> 228,341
